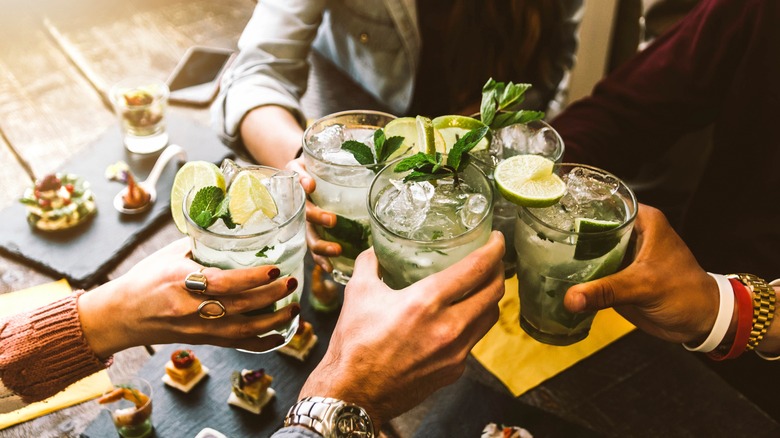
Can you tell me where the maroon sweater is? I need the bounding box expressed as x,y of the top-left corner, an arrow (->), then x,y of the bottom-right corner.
553,0 -> 780,279
552,0 -> 780,419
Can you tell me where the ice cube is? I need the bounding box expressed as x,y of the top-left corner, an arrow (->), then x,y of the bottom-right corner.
311,124 -> 349,154
564,167 -> 620,203
375,179 -> 434,234
269,170 -> 298,220
459,193 -> 489,228
321,149 -> 361,166
220,159 -> 242,188
238,210 -> 276,235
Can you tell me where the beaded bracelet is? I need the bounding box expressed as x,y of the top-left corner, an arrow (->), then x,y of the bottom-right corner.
683,273 -> 735,353
708,278 -> 753,361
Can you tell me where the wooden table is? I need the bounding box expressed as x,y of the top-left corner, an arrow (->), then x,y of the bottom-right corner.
1,1 -> 778,437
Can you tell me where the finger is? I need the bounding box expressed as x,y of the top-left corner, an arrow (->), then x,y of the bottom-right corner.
193,265 -> 284,295
313,252 -> 334,273
306,222 -> 341,257
305,201 -> 337,227
564,267 -> 649,313
220,277 -> 299,312
196,333 -> 286,352
446,261 -> 505,345
413,231 -> 505,305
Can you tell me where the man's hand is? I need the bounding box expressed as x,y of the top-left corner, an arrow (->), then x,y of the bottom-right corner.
564,204 -> 718,344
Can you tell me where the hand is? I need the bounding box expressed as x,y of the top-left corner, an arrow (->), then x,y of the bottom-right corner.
563,204 -> 718,344
287,157 -> 340,272
77,238 -> 300,357
300,231 -> 506,429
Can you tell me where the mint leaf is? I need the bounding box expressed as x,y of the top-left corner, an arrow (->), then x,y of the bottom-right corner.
480,78 -> 543,130
373,129 -> 386,161
491,110 -> 544,130
341,140 -> 375,166
319,215 -> 371,259
403,169 -> 452,184
214,198 -> 236,229
378,136 -> 404,163
394,152 -> 437,172
447,126 -> 489,171
255,245 -> 274,258
190,186 -> 224,228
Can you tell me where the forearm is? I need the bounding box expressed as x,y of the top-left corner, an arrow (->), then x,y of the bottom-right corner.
0,292 -> 109,409
241,105 -> 304,168
77,281 -> 137,359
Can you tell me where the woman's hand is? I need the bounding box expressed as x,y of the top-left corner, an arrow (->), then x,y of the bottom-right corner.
287,157 -> 340,272
564,204 -> 718,344
77,238 -> 300,357
300,231 -> 506,429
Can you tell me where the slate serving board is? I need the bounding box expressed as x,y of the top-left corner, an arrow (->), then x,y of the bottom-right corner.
0,114 -> 232,288
82,276 -> 342,438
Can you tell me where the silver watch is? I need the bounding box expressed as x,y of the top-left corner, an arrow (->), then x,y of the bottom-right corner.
284,396 -> 375,438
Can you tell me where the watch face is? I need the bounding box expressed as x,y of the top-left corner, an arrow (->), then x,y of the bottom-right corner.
335,405 -> 373,438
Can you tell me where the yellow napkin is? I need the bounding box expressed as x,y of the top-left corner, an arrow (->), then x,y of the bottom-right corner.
0,279 -> 113,430
472,275 -> 635,397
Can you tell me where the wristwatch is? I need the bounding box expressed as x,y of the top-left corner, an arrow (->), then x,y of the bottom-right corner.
283,396 -> 375,438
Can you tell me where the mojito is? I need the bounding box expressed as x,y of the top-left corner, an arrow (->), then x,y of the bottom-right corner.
368,157 -> 493,289
515,164 -> 637,345
303,110 -> 398,284
178,160 -> 307,351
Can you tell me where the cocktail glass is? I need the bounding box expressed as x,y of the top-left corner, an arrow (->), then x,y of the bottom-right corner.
182,162 -> 306,351
101,377 -> 153,438
303,110 -> 398,285
110,77 -> 169,154
368,156 -> 494,289
473,120 -> 564,277
515,163 -> 637,346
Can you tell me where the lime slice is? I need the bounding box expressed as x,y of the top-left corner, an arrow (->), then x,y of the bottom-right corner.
574,218 -> 623,261
171,161 -> 226,233
493,155 -> 566,207
384,117 -> 446,158
432,115 -> 490,152
227,171 -> 278,224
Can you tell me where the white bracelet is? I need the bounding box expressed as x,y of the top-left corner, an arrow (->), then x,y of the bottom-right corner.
683,273 -> 734,353
755,279 -> 780,360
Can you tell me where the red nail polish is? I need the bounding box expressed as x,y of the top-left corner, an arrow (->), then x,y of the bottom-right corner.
290,303 -> 301,318
287,277 -> 298,291
268,267 -> 281,279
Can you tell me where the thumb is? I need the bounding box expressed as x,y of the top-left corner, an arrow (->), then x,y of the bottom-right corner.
564,269 -> 637,313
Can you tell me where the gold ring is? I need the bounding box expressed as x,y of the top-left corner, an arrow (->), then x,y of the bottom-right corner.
184,267 -> 208,294
197,299 -> 226,319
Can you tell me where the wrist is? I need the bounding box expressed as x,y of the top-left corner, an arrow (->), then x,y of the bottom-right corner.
77,282 -> 135,358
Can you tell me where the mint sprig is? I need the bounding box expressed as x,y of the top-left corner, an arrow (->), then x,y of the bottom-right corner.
341,128 -> 405,172
394,125 -> 488,186
189,186 -> 235,229
480,78 -> 544,130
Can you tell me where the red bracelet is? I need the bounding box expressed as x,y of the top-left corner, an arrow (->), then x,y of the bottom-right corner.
708,278 -> 753,360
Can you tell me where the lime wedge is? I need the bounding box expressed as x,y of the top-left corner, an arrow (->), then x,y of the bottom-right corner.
383,117 -> 445,158
574,218 -> 623,261
171,161 -> 226,233
227,171 -> 278,224
493,155 -> 566,207
416,116 -> 439,155
432,115 -> 490,152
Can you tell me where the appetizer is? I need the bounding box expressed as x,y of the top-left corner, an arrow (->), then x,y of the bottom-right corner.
278,319 -> 318,361
122,171 -> 151,210
227,369 -> 275,414
98,384 -> 153,438
19,173 -> 96,231
162,349 -> 209,393
481,423 -> 533,438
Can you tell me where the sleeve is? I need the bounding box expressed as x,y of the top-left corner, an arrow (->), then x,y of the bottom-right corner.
0,290 -> 111,413
551,0 -> 760,178
542,0 -> 583,118
270,426 -> 323,438
210,0 -> 326,157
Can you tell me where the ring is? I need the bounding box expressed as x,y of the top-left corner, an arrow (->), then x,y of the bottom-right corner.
197,299 -> 226,319
184,267 -> 208,294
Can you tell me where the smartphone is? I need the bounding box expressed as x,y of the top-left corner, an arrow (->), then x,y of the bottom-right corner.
167,46 -> 235,106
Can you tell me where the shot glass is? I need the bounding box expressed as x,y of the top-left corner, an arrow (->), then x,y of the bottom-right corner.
368,156 -> 494,289
515,163 -> 637,346
182,163 -> 307,351
303,110 -> 397,285
100,377 -> 153,438
110,77 -> 169,154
